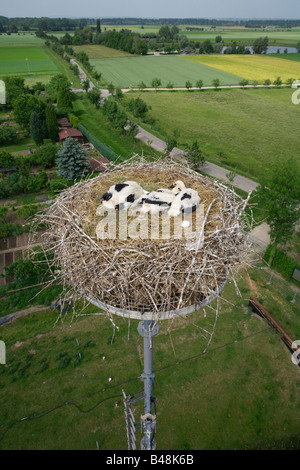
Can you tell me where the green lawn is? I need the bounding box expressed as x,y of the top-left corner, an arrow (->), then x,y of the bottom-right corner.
0,45 -> 57,76
0,263 -> 299,450
90,55 -> 244,88
124,87 -> 300,182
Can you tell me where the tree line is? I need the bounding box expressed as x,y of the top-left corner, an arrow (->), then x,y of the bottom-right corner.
0,16 -> 94,32
1,16 -> 300,33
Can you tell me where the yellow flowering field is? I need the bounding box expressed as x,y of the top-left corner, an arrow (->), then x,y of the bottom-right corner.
181,54 -> 300,82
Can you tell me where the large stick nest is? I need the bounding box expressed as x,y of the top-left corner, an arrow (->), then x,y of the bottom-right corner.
30,157 -> 253,321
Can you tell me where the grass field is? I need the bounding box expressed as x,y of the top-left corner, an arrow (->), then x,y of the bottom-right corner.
0,34 -> 81,87
0,45 -> 57,76
72,44 -> 132,59
90,55 -> 244,88
182,54 -> 300,82
0,263 -> 299,450
0,33 -> 45,46
124,87 -> 300,182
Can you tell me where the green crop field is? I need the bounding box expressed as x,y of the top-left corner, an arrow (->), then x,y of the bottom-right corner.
90,55 -> 244,88
0,45 -> 57,75
0,33 -> 45,46
268,53 -> 300,62
0,263 -> 299,450
123,87 -> 300,182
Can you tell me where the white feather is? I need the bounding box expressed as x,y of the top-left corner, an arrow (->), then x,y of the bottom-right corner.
168,188 -> 201,217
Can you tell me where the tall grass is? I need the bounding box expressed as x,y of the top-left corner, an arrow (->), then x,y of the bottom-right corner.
0,265 -> 299,450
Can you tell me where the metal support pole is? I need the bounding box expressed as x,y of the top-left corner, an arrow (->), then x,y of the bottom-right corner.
137,320 -> 159,450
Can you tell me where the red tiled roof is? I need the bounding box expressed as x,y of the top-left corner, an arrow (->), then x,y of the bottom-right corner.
59,128 -> 83,140
57,117 -> 72,127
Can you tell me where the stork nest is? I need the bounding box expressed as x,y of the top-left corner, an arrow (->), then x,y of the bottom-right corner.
30,156 -> 253,321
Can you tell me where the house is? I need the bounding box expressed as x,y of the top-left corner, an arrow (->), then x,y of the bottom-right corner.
88,156 -> 111,173
59,128 -> 84,144
57,117 -> 72,129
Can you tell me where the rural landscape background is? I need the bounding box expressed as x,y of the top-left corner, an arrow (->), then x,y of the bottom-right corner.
0,10 -> 299,451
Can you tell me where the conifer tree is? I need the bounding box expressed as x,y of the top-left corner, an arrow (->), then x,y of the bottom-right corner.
30,110 -> 47,145
45,105 -> 59,141
57,85 -> 72,113
56,137 -> 90,180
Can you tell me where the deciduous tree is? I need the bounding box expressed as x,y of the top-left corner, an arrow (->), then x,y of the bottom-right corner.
13,94 -> 46,129
185,141 -> 204,170
253,36 -> 269,54
255,158 -> 300,247
87,87 -> 101,108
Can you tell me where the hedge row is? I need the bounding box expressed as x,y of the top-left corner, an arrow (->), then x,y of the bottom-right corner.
77,123 -> 119,161
263,245 -> 300,280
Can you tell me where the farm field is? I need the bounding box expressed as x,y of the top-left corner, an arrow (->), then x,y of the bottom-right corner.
0,45 -> 57,76
268,53 -> 300,62
0,264 -> 299,450
0,33 -> 82,87
72,44 -> 132,59
90,55 -> 244,88
182,54 -> 300,82
124,87 -> 300,182
0,33 -> 45,46
181,27 -> 300,45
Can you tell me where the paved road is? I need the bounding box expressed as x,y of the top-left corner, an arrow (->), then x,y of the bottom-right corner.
70,59 -> 94,92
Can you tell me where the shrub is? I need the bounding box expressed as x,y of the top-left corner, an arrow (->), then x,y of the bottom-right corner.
34,142 -> 58,169
0,151 -> 16,169
263,245 -> 299,280
0,126 -> 19,145
16,204 -> 40,219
